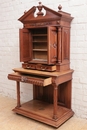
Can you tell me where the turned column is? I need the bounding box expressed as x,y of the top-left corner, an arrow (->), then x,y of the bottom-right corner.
52,83 -> 58,120
16,81 -> 21,107
57,27 -> 62,64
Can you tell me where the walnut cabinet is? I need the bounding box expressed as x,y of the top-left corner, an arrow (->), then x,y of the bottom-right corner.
8,2 -> 74,128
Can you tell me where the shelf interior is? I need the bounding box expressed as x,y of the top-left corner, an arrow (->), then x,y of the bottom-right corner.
31,28 -> 48,61
18,100 -> 71,120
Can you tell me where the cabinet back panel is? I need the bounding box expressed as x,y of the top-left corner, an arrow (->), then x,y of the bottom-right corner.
33,42 -> 47,49
33,51 -> 47,60
33,36 -> 47,42
32,28 -> 47,34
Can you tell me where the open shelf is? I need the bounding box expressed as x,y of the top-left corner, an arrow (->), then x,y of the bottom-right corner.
33,50 -> 47,60
32,36 -> 47,42
32,34 -> 47,36
13,100 -> 74,127
33,49 -> 47,51
33,42 -> 47,50
31,28 -> 48,62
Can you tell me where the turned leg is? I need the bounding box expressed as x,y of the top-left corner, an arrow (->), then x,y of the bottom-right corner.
16,81 -> 21,107
53,83 -> 58,120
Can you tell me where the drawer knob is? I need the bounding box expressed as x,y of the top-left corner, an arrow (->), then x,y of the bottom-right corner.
41,67 -> 45,70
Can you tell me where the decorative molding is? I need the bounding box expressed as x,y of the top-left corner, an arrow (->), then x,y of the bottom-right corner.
20,76 -> 44,86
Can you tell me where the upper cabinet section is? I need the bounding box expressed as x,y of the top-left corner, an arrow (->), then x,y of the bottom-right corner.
18,2 -> 73,28
18,2 -> 73,71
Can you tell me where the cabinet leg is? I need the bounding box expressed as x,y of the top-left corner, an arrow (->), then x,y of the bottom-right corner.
53,83 -> 58,120
16,81 -> 21,107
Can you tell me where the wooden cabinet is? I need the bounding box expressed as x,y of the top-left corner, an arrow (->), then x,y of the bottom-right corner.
8,2 -> 74,128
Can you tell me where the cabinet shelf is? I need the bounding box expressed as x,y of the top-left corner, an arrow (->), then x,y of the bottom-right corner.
33,49 -> 47,51
30,59 -> 47,64
13,99 -> 73,128
33,41 -> 47,43
32,59 -> 47,61
32,34 -> 47,36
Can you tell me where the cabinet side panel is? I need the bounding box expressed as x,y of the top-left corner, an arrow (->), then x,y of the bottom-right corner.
58,81 -> 72,108
62,27 -> 70,63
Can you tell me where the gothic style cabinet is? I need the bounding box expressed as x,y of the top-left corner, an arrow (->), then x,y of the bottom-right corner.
8,2 -> 74,128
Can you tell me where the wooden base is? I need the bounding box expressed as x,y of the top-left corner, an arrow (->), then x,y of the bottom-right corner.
13,100 -> 74,128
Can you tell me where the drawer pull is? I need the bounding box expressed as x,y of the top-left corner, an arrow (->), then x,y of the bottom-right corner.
21,76 -> 27,82
27,67 -> 30,69
41,67 -> 45,70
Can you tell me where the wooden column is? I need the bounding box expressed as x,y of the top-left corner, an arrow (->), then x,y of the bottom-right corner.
57,27 -> 62,63
53,83 -> 58,120
16,81 -> 21,107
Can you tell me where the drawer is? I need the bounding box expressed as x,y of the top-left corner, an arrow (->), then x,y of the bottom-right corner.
36,64 -> 56,72
8,73 -> 52,87
22,63 -> 36,69
22,63 -> 56,72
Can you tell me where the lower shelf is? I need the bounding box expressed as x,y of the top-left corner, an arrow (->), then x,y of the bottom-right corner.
13,100 -> 74,128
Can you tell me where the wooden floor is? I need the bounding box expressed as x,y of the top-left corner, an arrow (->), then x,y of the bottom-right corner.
0,94 -> 87,130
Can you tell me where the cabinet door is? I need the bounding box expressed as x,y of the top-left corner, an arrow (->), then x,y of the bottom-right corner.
19,29 -> 32,62
48,27 -> 57,64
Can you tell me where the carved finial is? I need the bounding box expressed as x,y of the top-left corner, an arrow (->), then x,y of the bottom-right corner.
58,5 -> 62,11
39,1 -> 42,6
37,2 -> 44,16
24,10 -> 27,14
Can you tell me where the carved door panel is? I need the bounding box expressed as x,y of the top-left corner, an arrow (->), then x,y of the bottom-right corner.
19,28 -> 32,62
48,27 -> 57,64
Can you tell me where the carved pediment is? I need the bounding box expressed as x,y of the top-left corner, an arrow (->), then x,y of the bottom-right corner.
18,2 -> 62,23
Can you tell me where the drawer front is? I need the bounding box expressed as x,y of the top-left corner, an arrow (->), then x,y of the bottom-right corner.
22,63 -> 36,69
8,73 -> 52,86
36,64 -> 56,71
36,64 -> 46,71
22,63 -> 56,72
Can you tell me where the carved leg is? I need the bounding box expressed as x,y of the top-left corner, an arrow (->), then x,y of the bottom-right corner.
53,83 -> 58,120
16,81 -> 21,107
